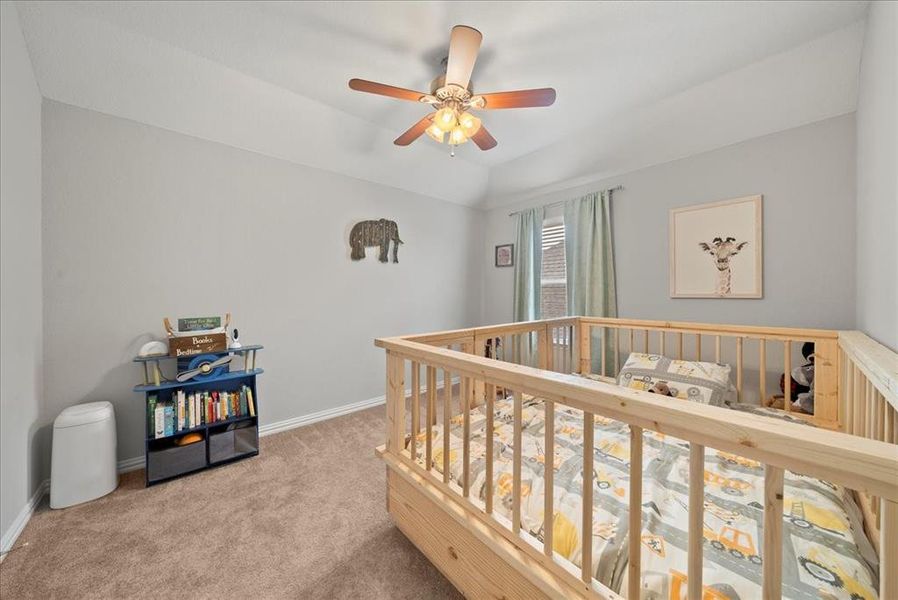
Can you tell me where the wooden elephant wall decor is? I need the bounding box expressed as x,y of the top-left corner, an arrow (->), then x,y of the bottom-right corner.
349,219 -> 403,263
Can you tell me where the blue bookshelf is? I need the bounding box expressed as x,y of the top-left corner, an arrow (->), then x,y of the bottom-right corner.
134,346 -> 263,486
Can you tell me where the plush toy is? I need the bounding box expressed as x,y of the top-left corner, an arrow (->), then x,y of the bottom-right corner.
484,337 -> 502,359
764,342 -> 815,413
648,381 -> 675,397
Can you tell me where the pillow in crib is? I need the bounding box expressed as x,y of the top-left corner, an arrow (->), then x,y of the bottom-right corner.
617,352 -> 734,407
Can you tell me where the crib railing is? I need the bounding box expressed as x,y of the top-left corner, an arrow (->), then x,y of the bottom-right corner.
839,330 -> 898,557
377,318 -> 898,599
578,317 -> 841,427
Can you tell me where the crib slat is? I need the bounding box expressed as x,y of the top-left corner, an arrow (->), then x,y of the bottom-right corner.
866,380 -> 874,439
544,400 -> 554,557
581,411 -> 595,584
411,361 -> 420,461
513,391 -> 523,534
844,358 -> 854,435
643,329 -> 649,353
443,369 -> 451,484
659,330 -> 666,356
600,328 -> 607,377
763,465 -> 784,600
688,444 -> 704,600
883,499 -> 898,599
855,366 -> 862,438
885,398 -> 893,443
628,426 -> 643,598
614,328 -> 620,376
462,376 -> 471,497
696,334 -> 702,361
426,366 -> 435,470
678,332 -> 684,360
629,328 -> 635,355
736,337 -> 744,403
387,354 -> 406,454
538,326 -> 550,371
579,325 -> 592,375
485,383 -> 495,514
715,336 -> 721,363
784,341 -> 792,412
512,333 -> 520,365
759,339 -> 767,407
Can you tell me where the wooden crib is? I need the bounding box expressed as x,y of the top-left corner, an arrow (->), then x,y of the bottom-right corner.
375,317 -> 897,599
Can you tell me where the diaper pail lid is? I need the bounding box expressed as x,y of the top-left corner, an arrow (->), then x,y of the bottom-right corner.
54,401 -> 114,429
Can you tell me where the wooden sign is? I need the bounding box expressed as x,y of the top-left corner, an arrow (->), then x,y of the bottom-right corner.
177,316 -> 222,332
168,333 -> 227,357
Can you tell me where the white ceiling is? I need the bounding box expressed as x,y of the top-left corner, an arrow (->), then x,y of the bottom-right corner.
15,1 -> 869,207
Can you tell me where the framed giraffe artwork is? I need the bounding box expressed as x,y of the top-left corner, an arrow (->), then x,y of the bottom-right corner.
669,195 -> 763,298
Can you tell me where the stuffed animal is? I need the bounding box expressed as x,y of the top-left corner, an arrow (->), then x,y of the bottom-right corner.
648,381 -> 674,397
764,342 -> 815,413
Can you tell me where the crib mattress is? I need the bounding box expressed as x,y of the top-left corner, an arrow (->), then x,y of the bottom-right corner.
409,396 -> 879,600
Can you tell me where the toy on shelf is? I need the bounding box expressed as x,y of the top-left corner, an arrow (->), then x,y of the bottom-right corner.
176,355 -> 235,383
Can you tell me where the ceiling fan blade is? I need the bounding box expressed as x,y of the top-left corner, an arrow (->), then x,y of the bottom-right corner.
475,88 -> 557,109
471,126 -> 497,151
445,25 -> 482,89
348,78 -> 428,102
394,114 -> 435,146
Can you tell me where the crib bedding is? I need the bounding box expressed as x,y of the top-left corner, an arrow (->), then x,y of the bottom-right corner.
410,396 -> 879,600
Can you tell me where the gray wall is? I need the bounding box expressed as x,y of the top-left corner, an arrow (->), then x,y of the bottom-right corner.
0,4 -> 44,549
481,114 -> 857,332
41,101 -> 483,467
855,1 -> 897,351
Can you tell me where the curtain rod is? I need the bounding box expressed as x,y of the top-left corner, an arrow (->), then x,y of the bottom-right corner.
507,185 -> 624,217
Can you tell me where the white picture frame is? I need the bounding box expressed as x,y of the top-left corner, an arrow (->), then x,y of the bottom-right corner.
669,195 -> 763,298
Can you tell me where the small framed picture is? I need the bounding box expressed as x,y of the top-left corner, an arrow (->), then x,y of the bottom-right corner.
495,244 -> 514,267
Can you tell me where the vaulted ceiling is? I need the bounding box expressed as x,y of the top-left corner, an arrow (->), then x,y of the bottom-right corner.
16,1 -> 868,207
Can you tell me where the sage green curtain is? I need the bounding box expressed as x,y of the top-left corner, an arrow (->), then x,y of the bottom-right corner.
512,206 -> 545,322
564,191 -> 617,375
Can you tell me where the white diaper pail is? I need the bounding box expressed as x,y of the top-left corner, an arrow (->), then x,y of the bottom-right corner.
50,401 -> 118,509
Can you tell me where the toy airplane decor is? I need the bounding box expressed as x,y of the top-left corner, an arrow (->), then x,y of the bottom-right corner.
176,354 -> 234,382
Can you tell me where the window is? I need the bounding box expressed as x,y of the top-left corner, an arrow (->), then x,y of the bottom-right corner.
540,220 -> 567,319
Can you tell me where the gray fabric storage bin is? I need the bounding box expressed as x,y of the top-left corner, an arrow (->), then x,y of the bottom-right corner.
147,440 -> 206,482
209,426 -> 258,464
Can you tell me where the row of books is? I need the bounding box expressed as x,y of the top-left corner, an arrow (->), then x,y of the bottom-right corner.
148,385 -> 256,438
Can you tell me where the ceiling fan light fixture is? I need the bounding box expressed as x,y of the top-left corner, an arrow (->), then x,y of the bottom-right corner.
458,112 -> 481,136
425,123 -> 446,143
434,107 -> 458,132
449,126 -> 468,145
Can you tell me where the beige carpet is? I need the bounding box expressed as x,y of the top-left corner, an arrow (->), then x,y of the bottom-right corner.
0,406 -> 461,599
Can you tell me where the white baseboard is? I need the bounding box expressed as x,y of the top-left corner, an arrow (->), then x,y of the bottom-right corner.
0,479 -> 49,559
258,395 -> 386,437
117,455 -> 146,474
258,376 -> 458,437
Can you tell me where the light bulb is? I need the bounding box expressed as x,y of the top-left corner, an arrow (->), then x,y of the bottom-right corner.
434,107 -> 458,132
458,112 -> 481,136
449,126 -> 468,145
425,124 -> 445,143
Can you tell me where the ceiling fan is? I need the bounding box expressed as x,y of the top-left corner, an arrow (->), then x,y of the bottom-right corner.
348,25 -> 556,156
